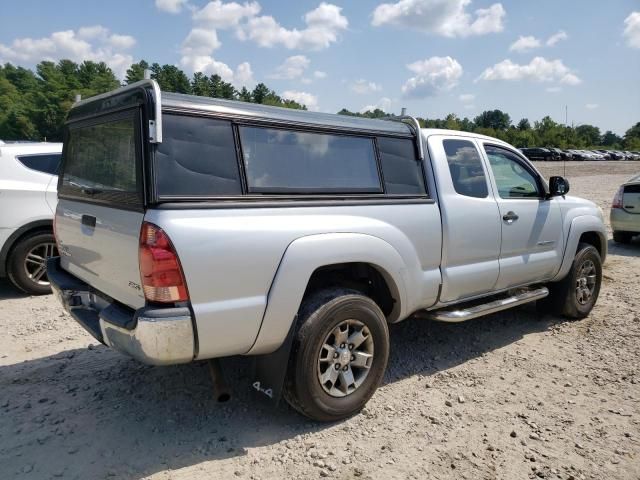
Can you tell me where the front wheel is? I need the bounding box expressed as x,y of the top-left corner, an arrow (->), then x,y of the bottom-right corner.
538,243 -> 602,319
283,288 -> 389,422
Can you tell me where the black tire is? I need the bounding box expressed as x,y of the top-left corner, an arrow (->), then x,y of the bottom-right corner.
283,288 -> 389,422
613,231 -> 633,244
537,243 -> 602,320
7,232 -> 57,295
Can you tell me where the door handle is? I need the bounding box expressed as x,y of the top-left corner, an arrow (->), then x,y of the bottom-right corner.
81,215 -> 96,228
503,211 -> 519,223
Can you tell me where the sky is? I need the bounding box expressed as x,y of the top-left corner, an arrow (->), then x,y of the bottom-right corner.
0,0 -> 638,135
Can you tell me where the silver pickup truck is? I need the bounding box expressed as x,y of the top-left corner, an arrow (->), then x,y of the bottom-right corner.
48,80 -> 606,421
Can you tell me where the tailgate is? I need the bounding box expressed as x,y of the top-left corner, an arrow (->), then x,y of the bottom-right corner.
56,108 -> 146,309
623,184 -> 640,214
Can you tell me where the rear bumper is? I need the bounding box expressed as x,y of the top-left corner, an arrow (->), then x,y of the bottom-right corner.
47,257 -> 195,365
611,208 -> 640,233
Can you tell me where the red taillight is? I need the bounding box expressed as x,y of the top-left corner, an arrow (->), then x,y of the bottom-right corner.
139,222 -> 189,303
612,187 -> 624,209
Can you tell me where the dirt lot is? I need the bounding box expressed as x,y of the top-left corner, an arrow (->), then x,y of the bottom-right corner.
1,161 -> 639,480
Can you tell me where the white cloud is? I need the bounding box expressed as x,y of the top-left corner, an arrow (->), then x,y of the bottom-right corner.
350,79 -> 382,94
313,70 -> 327,79
509,35 -> 541,52
401,56 -> 463,98
0,26 -> 136,78
282,90 -> 319,110
155,0 -> 189,14
361,97 -> 393,113
371,0 -> 505,38
181,28 -> 221,56
585,103 -> 599,110
234,61 -> 255,86
269,55 -> 310,79
546,30 -> 568,46
478,57 -> 581,86
237,2 -> 348,50
192,0 -> 261,28
459,93 -> 475,103
623,11 -> 640,49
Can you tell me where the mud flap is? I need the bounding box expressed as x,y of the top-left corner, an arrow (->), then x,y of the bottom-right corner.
250,316 -> 297,405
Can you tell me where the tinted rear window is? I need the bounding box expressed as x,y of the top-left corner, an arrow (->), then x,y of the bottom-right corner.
16,153 -> 61,175
238,126 -> 381,194
61,110 -> 141,208
443,139 -> 488,198
155,115 -> 241,198
377,137 -> 425,195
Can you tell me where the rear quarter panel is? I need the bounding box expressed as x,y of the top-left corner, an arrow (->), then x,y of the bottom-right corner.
146,202 -> 442,358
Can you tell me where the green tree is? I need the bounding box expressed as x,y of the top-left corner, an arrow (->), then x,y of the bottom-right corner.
125,60 -> 149,84
191,72 -> 211,97
601,130 -> 622,147
575,124 -> 601,147
238,86 -> 252,102
251,83 -> 270,104
517,118 -> 531,131
474,109 -> 511,130
150,63 -> 191,93
624,122 -> 640,149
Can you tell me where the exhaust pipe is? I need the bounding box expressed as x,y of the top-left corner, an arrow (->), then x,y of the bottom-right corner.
208,359 -> 231,403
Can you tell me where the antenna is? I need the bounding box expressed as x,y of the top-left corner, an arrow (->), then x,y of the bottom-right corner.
144,69 -> 151,80
564,105 -> 568,178
401,107 -> 407,116
74,94 -> 82,103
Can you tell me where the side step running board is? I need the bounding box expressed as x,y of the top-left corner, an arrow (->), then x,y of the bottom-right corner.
420,287 -> 549,323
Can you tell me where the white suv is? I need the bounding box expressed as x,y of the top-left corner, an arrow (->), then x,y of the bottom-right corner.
0,141 -> 62,294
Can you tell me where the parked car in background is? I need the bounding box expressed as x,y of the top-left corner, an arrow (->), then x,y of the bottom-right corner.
611,174 -> 640,243
0,142 -> 62,294
567,149 -> 589,161
48,80 -> 607,421
520,147 -> 556,161
547,147 -> 568,161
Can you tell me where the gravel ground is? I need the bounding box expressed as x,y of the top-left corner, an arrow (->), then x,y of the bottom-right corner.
1,161 -> 639,480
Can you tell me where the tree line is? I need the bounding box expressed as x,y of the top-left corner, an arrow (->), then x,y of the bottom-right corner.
1,58 -> 638,150
339,108 -> 640,151
0,60 -> 305,141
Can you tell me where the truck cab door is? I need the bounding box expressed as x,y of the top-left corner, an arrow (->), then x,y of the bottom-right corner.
428,136 -> 501,303
479,143 -> 564,289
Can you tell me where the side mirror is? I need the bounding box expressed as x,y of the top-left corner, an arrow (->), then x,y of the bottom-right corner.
549,176 -> 570,197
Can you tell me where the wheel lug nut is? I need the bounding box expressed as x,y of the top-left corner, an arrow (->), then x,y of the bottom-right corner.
333,352 -> 339,359
342,366 -> 348,371
348,344 -> 354,350
334,364 -> 340,370
340,343 -> 345,349
351,355 -> 355,361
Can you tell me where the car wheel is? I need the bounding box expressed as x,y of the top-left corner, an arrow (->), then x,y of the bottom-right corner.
613,231 -> 633,244
538,243 -> 602,320
7,232 -> 58,295
283,288 -> 389,422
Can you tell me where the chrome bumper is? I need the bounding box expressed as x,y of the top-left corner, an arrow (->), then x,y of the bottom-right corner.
47,257 -> 195,366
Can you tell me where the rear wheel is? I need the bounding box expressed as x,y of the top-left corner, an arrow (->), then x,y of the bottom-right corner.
283,288 -> 389,422
538,243 -> 602,319
613,231 -> 634,244
7,232 -> 58,295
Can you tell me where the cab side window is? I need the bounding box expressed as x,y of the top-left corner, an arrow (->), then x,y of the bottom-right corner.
484,145 -> 541,199
443,139 -> 488,198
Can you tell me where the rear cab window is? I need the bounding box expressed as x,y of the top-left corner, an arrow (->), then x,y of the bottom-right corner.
60,109 -> 143,210
442,139 -> 489,198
